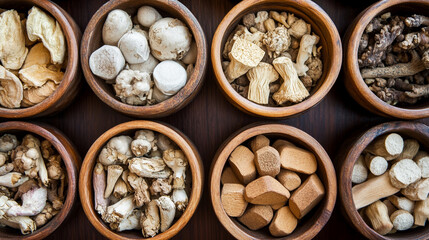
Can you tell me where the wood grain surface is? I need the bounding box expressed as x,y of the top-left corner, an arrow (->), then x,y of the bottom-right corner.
3,0 -> 427,239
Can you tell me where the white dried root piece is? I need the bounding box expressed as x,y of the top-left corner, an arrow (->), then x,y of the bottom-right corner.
365,133 -> 404,160
156,134 -> 176,152
26,6 -> 66,64
0,10 -> 28,70
389,159 -> 422,188
149,177 -> 172,196
102,9 -> 132,46
0,195 -> 36,234
113,178 -> 128,199
128,157 -> 172,179
21,134 -> 49,186
93,163 -> 109,216
155,196 -> 175,232
114,69 -> 153,105
294,34 -> 318,76
172,189 -> 188,212
0,134 -> 18,153
137,6 -> 162,28
104,165 -> 123,199
118,28 -> 150,64
365,200 -> 393,235
153,60 -> 187,96
89,45 -> 125,82
388,195 -> 414,213
0,163 -> 13,176
131,130 -> 156,157
272,57 -> 309,104
0,172 -> 29,188
401,178 -> 429,201
129,54 -> 159,75
7,186 -> 47,217
396,139 -> 420,161
163,149 -> 188,189
246,62 -> 279,104
127,172 -> 150,207
0,65 -> 23,108
415,151 -> 429,178
414,198 -> 429,226
390,209 -> 414,231
103,195 -> 136,224
352,155 -> 368,184
33,202 -> 58,227
98,136 -> 132,166
365,154 -> 388,176
110,209 -> 141,232
141,199 -> 160,237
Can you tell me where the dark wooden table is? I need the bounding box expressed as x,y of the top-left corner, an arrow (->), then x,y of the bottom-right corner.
10,0 -> 428,239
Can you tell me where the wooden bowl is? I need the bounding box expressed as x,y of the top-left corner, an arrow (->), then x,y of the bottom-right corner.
343,0 -> 429,119
211,0 -> 342,118
79,120 -> 203,239
81,0 -> 207,118
0,0 -> 81,119
210,123 -> 337,239
0,121 -> 80,239
339,121 -> 429,240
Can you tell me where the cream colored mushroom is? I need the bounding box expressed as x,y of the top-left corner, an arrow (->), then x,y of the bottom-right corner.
103,195 -> 136,224
0,65 -> 23,108
22,81 -> 58,107
149,17 -> 192,61
118,29 -> 150,64
114,69 -> 153,105
0,10 -> 28,70
27,7 -> 66,64
0,134 -> 18,152
131,130 -> 156,157
102,9 -> 132,46
254,11 -> 269,33
104,165 -> 123,199
128,157 -> 172,179
172,189 -> 188,212
262,26 -> 291,58
21,43 -> 51,69
89,45 -> 126,82
246,62 -> 279,104
98,136 -> 133,166
137,6 -> 162,28
127,172 -> 150,207
163,149 -> 187,189
294,34 -> 317,76
225,38 -> 265,82
153,60 -> 187,96
129,54 -> 159,74
155,196 -> 175,232
288,19 -> 308,39
272,57 -> 309,104
141,200 -> 160,237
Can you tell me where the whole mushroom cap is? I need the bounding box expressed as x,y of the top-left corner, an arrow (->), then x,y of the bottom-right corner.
137,6 -> 162,28
118,29 -> 150,64
89,45 -> 125,81
149,17 -> 192,61
102,9 -> 132,46
153,60 -> 187,96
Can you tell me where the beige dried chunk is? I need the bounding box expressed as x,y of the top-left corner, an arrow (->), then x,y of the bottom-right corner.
389,159 -> 421,188
263,26 -> 291,58
414,198 -> 429,226
247,62 -> 279,104
401,178 -> 429,201
221,183 -> 247,217
26,7 -> 66,64
0,10 -> 28,69
294,34 -> 317,76
365,154 -> 388,176
288,19 -> 308,39
22,81 -> 58,107
22,43 -> 51,69
414,151 -> 429,178
365,200 -> 393,235
272,57 -> 309,104
352,155 -> 368,184
254,11 -> 269,33
390,209 -> 414,231
0,65 -> 23,108
225,38 -> 265,82
388,195 -> 414,213
365,133 -> 404,160
19,65 -> 63,88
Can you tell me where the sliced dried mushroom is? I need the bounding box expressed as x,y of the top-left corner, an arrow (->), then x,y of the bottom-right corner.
0,65 -> 23,108
0,10 -> 28,70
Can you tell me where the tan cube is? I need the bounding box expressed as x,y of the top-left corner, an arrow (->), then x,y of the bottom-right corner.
289,174 -> 325,219
229,145 -> 256,184
250,135 -> 270,152
238,205 -> 273,230
221,183 -> 248,217
245,176 -> 290,205
277,169 -> 301,191
254,146 -> 281,177
269,206 -> 298,237
274,144 -> 317,174
221,166 -> 240,184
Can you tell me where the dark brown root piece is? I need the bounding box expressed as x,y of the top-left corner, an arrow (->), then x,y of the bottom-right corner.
406,84 -> 429,98
405,14 -> 429,28
370,85 -> 418,105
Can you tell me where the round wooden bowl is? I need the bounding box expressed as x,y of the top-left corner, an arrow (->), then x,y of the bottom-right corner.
211,0 -> 342,118
339,121 -> 429,240
210,123 -> 337,239
81,0 -> 207,118
79,120 -> 203,239
0,0 -> 81,119
0,121 -> 80,239
343,0 -> 429,119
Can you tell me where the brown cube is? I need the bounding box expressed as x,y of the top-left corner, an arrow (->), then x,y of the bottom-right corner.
245,176 -> 290,205
277,169 -> 301,191
254,146 -> 281,177
274,144 -> 317,174
221,183 -> 248,217
229,145 -> 256,184
289,174 -> 325,219
269,206 -> 298,237
250,135 -> 270,153
238,205 -> 273,230
221,166 -> 240,185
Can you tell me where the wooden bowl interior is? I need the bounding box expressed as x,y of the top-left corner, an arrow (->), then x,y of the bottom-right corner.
213,0 -> 341,117
340,122 -> 429,239
0,0 -> 79,118
0,122 -> 78,240
80,121 -> 202,240
211,124 -> 336,239
83,0 -> 206,117
348,1 -> 429,113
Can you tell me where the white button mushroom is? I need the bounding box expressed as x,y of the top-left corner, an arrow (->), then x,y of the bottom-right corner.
114,69 -> 153,105
118,29 -> 150,64
153,60 -> 187,96
137,6 -> 162,28
102,9 -> 132,46
129,54 -> 159,74
149,17 -> 192,61
89,45 -> 125,82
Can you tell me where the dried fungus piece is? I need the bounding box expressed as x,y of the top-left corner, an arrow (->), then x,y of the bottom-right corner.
0,65 -> 23,108
0,10 -> 28,70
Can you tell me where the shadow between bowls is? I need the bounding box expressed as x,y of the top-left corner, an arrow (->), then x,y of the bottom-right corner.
0,121 -> 80,239
81,0 -> 207,118
343,0 -> 429,119
0,0 -> 81,119
79,120 -> 204,240
210,122 -> 337,240
339,121 -> 429,240
211,0 -> 342,118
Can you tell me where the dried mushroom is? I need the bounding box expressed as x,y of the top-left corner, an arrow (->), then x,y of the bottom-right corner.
114,69 -> 153,105
247,62 -> 279,104
0,65 -> 23,108
0,133 -> 66,234
94,129 -> 191,237
0,10 -> 28,70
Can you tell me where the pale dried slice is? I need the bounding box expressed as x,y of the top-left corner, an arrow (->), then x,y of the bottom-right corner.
0,65 -> 23,108
22,43 -> 51,69
19,65 -> 63,88
365,133 -> 404,160
22,81 -> 58,107
0,10 -> 28,70
389,159 -> 421,188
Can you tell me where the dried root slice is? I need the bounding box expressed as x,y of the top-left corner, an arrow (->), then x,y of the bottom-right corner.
390,210 -> 414,231
365,154 -> 388,176
365,133 -> 404,160
389,159 -> 421,188
352,155 -> 368,184
365,200 -> 393,235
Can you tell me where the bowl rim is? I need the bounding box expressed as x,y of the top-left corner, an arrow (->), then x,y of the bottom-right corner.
339,121 -> 429,240
211,0 -> 342,118
344,0 -> 429,119
80,0 -> 207,118
79,120 -> 203,240
0,121 -> 79,239
210,122 -> 337,240
0,0 -> 80,118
